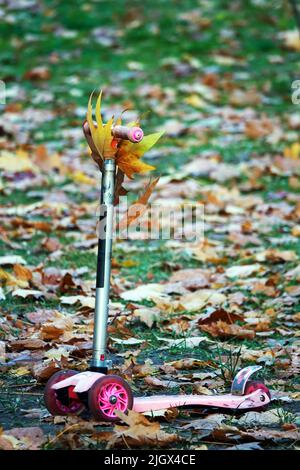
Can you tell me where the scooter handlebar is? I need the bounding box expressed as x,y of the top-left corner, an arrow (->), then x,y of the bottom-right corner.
83,121 -> 144,143
111,125 -> 144,143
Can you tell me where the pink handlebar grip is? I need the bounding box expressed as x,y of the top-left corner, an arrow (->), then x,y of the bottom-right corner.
111,125 -> 144,143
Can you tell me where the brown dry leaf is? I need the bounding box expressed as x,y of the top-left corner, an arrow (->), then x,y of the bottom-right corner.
41,237 -> 62,253
198,308 -> 244,325
237,409 -> 281,427
0,431 -> 16,450
10,338 -> 46,351
13,264 -> 32,282
157,335 -> 210,348
133,307 -> 160,328
255,249 -> 298,263
132,359 -> 158,378
286,285 -> 300,296
200,320 -> 255,339
192,240 -> 226,264
40,312 -> 74,340
12,289 -> 44,299
178,289 -> 226,312
229,88 -> 261,106
117,177 -> 160,232
26,309 -> 59,325
58,272 -> 83,295
0,227 -> 20,249
252,282 -> 276,297
245,118 -> 273,139
182,413 -> 225,431
31,360 -> 62,380
24,66 -> 50,80
225,264 -> 261,278
168,358 -> 212,370
33,145 -> 61,172
144,376 -> 180,389
240,428 -> 300,442
0,255 -> 27,266
120,283 -> 167,302
60,295 -> 95,309
108,409 -> 179,448
0,427 -> 45,450
0,268 -> 28,288
291,225 -> 300,237
169,268 -> 210,289
192,384 -> 214,395
279,29 -> 300,51
286,265 -> 300,279
11,217 -> 52,232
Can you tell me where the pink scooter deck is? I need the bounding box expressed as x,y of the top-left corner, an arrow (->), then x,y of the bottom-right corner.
133,389 -> 270,412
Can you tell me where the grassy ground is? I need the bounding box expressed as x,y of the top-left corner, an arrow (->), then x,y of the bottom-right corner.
0,0 -> 300,450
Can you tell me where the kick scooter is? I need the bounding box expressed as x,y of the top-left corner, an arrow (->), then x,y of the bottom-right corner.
44,112 -> 271,422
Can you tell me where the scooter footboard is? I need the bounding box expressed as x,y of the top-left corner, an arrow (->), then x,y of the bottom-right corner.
133,389 -> 270,413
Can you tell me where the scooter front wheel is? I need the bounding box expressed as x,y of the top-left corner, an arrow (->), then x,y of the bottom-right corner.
44,370 -> 85,416
88,375 -> 133,422
244,380 -> 271,398
244,380 -> 271,410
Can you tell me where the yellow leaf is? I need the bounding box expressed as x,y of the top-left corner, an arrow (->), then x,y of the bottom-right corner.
0,152 -> 38,173
71,170 -> 96,185
85,91 -> 164,178
0,268 -> 28,287
86,91 -> 116,159
116,131 -> 164,178
184,94 -> 207,108
95,90 -> 103,128
10,366 -> 31,377
13,264 -> 32,282
45,347 -> 70,361
117,156 -> 155,178
284,142 -> 300,160
121,259 -> 138,267
291,225 -> 300,237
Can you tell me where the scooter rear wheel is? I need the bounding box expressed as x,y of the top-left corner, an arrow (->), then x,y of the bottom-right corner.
88,375 -> 133,422
44,370 -> 85,416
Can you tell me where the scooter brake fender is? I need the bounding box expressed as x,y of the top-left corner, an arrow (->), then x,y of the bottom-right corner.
231,365 -> 262,396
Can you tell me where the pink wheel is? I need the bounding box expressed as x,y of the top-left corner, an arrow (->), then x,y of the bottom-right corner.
44,370 -> 85,416
88,375 -> 133,422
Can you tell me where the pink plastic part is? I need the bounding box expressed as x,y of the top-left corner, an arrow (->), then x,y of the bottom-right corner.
111,125 -> 144,143
132,389 -> 270,413
128,127 -> 144,143
55,386 -> 83,414
98,381 -> 129,418
52,371 -> 104,394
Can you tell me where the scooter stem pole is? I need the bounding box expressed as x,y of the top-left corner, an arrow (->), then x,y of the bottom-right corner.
91,158 -> 115,371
